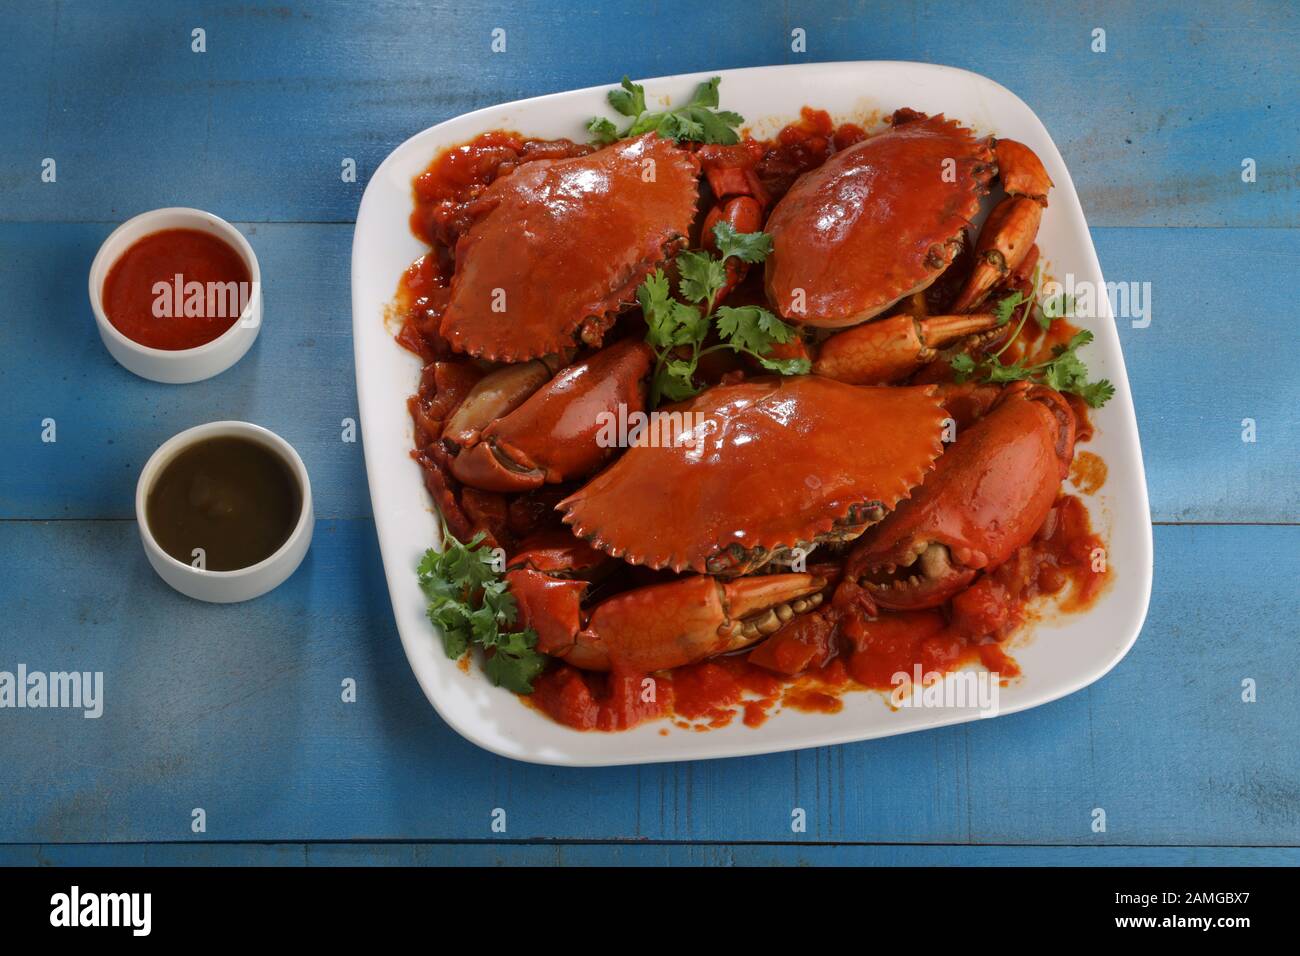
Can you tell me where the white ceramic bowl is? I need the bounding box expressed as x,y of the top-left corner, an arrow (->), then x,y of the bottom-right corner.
135,421 -> 313,603
88,207 -> 262,384
352,62 -> 1154,766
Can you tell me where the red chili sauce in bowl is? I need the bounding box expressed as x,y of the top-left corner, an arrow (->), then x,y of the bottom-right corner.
102,228 -> 251,351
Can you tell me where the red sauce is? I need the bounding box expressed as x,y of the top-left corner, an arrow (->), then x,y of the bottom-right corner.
529,666 -> 665,732
102,228 -> 250,350
669,658 -> 784,728
1070,450 -> 1108,495
528,493 -> 1108,732
754,107 -> 869,200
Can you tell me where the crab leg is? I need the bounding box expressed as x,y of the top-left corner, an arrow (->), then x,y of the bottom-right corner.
700,194 -> 765,305
510,570 -> 826,672
811,312 -> 1001,385
950,139 -> 1053,313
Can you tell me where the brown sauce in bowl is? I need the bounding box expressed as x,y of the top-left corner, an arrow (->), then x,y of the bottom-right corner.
146,436 -> 301,571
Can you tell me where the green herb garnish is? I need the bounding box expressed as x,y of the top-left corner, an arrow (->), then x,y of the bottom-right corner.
417,530 -> 545,694
951,268 -> 1114,408
588,75 -> 744,146
641,222 -> 807,405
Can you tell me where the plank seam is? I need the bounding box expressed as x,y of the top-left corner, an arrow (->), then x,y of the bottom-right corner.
4,840 -> 1298,849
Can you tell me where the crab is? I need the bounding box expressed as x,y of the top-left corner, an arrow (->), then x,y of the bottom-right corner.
763,110 -> 995,328
743,382 -> 1078,674
501,375 -> 948,672
558,375 -> 950,575
762,110 -> 1055,386
438,133 -> 700,362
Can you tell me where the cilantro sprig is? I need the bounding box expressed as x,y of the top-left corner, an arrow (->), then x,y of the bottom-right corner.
950,268 -> 1114,408
417,530 -> 545,694
588,76 -> 744,146
640,222 -> 808,404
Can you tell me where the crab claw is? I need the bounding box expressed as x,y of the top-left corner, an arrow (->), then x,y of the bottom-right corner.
442,359 -> 555,446
994,138 -> 1053,204
812,312 -> 1002,385
949,197 -> 1043,313
449,339 -> 652,492
845,383 -> 1076,610
511,571 -> 826,672
950,139 -> 1053,313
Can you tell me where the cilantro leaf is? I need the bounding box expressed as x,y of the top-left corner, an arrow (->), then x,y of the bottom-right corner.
586,116 -> 619,145
676,250 -> 729,307
483,638 -> 548,695
656,111 -> 705,142
757,354 -> 812,375
950,270 -> 1111,406
950,352 -> 978,378
949,318 -> 1113,407
659,360 -> 703,402
712,221 -> 773,263
1077,378 -> 1116,408
715,305 -> 796,354
588,75 -> 744,146
607,76 -> 646,117
639,227 -> 802,405
686,76 -> 721,109
638,269 -> 705,348
417,529 -> 546,694
992,290 -> 1025,326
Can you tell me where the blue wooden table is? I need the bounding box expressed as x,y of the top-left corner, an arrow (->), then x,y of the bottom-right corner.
1,0 -> 1296,867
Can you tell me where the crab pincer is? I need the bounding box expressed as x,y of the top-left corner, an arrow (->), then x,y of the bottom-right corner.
447,339 -> 653,493
949,139 -> 1054,313
509,569 -> 827,672
811,312 -> 1002,385
845,382 -> 1076,609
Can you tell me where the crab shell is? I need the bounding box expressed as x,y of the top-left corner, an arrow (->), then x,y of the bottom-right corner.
439,133 -> 700,362
764,112 -> 995,328
557,375 -> 948,575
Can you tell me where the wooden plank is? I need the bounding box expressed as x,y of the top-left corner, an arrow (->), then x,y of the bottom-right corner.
1106,226 -> 1300,523
1,1 -> 1293,227
1,843 -> 1297,867
2,223 -> 1294,523
0,520 -> 1294,845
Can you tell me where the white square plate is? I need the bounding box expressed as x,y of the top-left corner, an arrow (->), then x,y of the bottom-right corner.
351,62 -> 1153,766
